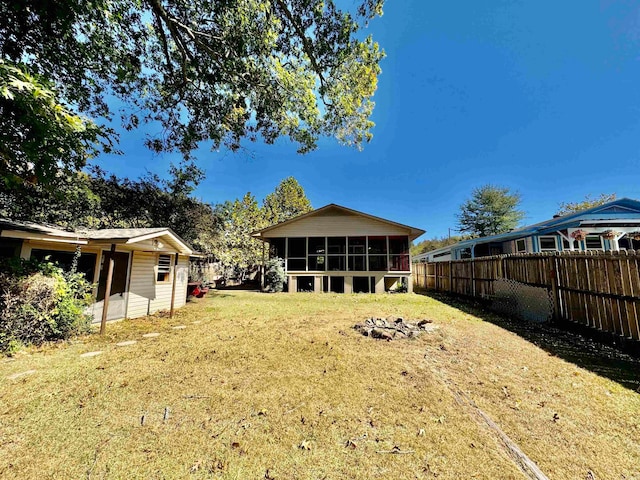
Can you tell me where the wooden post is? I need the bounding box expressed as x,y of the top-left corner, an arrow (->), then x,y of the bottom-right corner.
169,254 -> 179,318
471,260 -> 476,297
549,253 -> 561,321
448,261 -> 453,293
261,242 -> 266,290
100,244 -> 116,335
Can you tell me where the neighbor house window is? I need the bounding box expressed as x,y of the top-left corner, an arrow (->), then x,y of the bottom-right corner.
515,239 -> 526,253
585,235 -> 604,250
157,254 -> 172,283
538,236 -> 557,252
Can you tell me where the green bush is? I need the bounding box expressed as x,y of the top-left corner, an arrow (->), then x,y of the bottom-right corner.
264,257 -> 285,292
0,257 -> 93,353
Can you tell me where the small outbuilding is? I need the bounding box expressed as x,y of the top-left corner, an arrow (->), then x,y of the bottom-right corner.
0,219 -> 193,322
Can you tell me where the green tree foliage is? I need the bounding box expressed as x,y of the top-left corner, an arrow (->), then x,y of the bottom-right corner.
0,61 -> 106,188
410,235 -> 467,256
0,0 -> 385,178
556,193 -> 617,216
212,193 -> 267,278
0,164 -> 218,253
457,185 -> 525,237
263,176 -> 312,225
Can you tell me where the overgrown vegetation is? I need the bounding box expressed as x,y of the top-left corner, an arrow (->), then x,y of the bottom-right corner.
0,256 -> 93,354
263,257 -> 285,292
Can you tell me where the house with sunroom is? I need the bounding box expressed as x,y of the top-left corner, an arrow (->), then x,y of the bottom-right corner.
0,218 -> 193,322
252,204 -> 425,293
413,197 -> 640,262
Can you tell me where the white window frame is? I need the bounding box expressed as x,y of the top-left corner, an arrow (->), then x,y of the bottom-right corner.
515,238 -> 527,253
156,253 -> 173,284
538,236 -> 558,252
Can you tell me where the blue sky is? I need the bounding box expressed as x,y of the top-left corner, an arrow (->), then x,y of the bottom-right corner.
96,0 -> 640,243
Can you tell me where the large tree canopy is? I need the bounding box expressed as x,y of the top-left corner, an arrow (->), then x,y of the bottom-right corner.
263,176 -> 312,225
0,61 -> 106,188
1,0 -> 384,186
457,185 -> 525,238
556,193 -> 616,216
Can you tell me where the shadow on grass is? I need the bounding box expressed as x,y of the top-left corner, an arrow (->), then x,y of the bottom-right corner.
418,290 -> 640,392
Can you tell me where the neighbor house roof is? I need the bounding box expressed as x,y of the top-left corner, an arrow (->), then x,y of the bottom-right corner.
435,197 -> 640,254
0,219 -> 193,254
252,203 -> 426,240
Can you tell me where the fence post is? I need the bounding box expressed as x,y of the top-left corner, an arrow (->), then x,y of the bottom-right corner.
471,259 -> 476,297
549,253 -> 561,321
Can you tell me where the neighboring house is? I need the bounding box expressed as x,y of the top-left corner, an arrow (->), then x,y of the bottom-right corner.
414,197 -> 640,262
252,204 -> 425,293
0,219 -> 193,322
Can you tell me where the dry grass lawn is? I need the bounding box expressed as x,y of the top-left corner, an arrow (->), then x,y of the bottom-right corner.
1,291 -> 639,479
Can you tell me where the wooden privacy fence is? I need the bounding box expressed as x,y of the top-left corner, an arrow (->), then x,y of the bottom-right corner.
412,251 -> 640,342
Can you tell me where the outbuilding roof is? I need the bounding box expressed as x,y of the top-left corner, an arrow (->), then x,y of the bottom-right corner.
0,219 -> 193,255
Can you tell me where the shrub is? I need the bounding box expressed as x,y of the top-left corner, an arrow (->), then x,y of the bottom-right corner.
0,257 -> 93,353
264,257 -> 285,292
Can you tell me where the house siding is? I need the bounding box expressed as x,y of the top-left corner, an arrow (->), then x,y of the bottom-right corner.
126,252 -> 189,319
262,212 -> 409,238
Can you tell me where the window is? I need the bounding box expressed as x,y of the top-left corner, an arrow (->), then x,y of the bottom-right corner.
353,276 -> 370,293
287,237 -> 306,257
287,238 -> 306,271
388,236 -> 409,254
31,249 -> 97,281
157,254 -> 172,283
562,238 -> 571,250
327,237 -> 346,271
269,238 -> 286,259
348,237 -> 366,271
585,235 -> 603,250
515,239 -> 526,253
296,276 -> 314,292
389,255 -> 409,271
327,255 -> 345,271
348,237 -> 366,254
308,255 -> 325,271
368,255 -> 387,271
539,236 -> 557,252
287,258 -> 306,271
308,237 -> 325,254
307,237 -> 326,271
328,237 -> 346,254
330,276 -> 344,293
367,236 -> 387,254
348,255 -> 366,271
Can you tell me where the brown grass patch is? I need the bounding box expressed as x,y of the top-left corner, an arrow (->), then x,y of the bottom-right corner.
0,291 -> 638,479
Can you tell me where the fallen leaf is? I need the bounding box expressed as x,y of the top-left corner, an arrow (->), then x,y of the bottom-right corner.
298,440 -> 311,450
